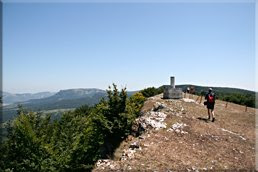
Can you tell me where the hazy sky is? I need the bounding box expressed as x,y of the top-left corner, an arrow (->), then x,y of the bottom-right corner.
3,2 -> 255,93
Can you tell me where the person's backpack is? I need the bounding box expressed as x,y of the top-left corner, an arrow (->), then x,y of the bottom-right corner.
208,93 -> 215,103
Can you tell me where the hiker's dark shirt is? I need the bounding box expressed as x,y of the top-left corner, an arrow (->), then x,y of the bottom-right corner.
205,92 -> 215,109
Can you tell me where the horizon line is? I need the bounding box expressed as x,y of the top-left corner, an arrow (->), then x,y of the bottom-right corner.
3,84 -> 256,94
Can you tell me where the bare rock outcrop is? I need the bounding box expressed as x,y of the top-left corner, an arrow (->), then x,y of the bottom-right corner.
94,93 -> 255,171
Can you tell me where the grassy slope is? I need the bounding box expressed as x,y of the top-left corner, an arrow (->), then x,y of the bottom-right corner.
93,94 -> 255,171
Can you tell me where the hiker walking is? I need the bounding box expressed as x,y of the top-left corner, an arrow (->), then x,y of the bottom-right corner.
205,88 -> 216,122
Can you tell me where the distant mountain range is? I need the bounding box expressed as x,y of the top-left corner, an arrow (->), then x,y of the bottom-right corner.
2,91 -> 56,105
21,88 -> 107,110
1,85 -> 255,122
2,88 -> 137,122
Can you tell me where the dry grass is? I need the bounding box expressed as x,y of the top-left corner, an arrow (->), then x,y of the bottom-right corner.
93,94 -> 256,171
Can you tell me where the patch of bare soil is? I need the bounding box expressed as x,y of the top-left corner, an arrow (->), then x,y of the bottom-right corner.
93,94 -> 256,171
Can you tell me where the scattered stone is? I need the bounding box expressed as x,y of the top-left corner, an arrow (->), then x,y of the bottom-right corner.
95,159 -> 119,170
129,142 -> 140,149
152,102 -> 166,111
121,149 -> 136,161
181,107 -> 186,114
183,98 -> 195,103
143,143 -> 150,147
121,140 -> 142,161
126,135 -> 134,142
128,166 -> 132,170
211,135 -> 220,141
139,135 -> 145,140
167,122 -> 188,134
133,111 -> 167,135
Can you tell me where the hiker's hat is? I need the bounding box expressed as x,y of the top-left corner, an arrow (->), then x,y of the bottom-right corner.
209,88 -> 212,91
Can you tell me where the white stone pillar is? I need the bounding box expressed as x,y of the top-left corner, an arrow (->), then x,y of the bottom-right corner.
170,76 -> 175,88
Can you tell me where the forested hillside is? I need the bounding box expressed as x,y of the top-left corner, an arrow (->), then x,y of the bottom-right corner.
0,84 -> 145,171
140,85 -> 256,108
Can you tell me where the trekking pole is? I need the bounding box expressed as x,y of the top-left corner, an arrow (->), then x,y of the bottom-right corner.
199,95 -> 203,104
196,95 -> 199,102
245,106 -> 247,112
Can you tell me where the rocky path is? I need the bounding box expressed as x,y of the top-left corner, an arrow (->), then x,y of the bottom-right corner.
93,94 -> 256,171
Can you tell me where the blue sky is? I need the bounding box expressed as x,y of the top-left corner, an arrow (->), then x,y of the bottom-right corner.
3,2 -> 255,93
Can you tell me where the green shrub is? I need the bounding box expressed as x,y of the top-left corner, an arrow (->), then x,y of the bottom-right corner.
0,84 -> 146,171
140,87 -> 163,98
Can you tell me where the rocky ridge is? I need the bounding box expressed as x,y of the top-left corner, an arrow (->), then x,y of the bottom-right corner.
93,94 -> 255,171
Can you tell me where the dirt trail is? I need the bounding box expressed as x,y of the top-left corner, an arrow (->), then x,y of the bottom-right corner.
93,94 -> 256,171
